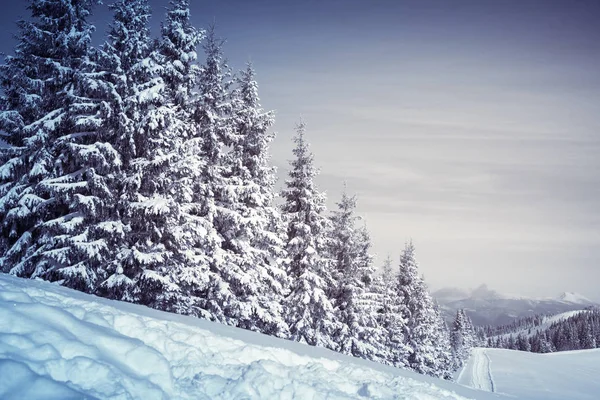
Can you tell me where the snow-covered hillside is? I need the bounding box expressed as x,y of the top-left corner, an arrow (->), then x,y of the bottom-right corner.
0,274 -> 506,400
556,292 -> 594,305
495,310 -> 591,340
458,348 -> 600,400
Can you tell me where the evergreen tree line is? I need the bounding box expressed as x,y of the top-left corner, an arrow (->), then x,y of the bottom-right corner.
486,309 -> 600,353
0,0 -> 461,378
482,314 -> 545,338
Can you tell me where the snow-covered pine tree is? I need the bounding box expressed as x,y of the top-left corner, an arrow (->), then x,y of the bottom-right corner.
194,25 -> 233,170
368,275 -> 386,326
157,0 -> 203,109
96,0 -> 182,309
352,223 -> 388,363
0,0 -> 74,276
464,311 -> 477,348
329,188 -> 378,358
150,0 -> 214,316
329,189 -> 360,354
515,333 -> 531,352
397,241 -> 449,377
579,318 -> 596,349
184,26 -> 232,323
432,305 -> 453,379
219,63 -> 289,336
450,308 -> 475,370
354,224 -> 375,288
281,122 -> 338,348
0,1 -> 56,269
192,28 -> 287,335
37,8 -> 123,292
376,255 -> 411,367
537,332 -> 554,353
0,0 -> 121,292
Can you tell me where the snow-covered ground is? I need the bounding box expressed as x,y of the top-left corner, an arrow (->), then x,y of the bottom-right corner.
0,274 -> 507,400
458,347 -> 600,400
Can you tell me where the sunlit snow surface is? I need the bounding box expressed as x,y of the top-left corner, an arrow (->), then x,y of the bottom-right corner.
0,274 -> 507,400
458,348 -> 600,400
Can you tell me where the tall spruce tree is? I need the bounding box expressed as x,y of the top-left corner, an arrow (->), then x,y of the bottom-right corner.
282,122 -> 337,348
150,0 -> 212,316
352,223 -> 388,363
194,28 -> 287,336
223,63 -> 289,335
0,1 -> 54,274
433,305 -> 453,378
188,26 -> 232,323
97,0 -> 181,309
157,0 -> 203,109
329,189 -> 361,354
377,255 -> 411,367
398,241 -> 450,377
329,189 -> 377,358
0,0 -> 118,293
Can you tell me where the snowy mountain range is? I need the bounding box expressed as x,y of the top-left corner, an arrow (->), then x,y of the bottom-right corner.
556,291 -> 595,304
434,284 -> 598,326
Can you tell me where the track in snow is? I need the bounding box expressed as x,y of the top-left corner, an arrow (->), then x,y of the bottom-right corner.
458,348 -> 495,392
459,347 -> 600,400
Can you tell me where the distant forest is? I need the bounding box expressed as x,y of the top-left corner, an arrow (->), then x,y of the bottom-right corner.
485,308 -> 600,353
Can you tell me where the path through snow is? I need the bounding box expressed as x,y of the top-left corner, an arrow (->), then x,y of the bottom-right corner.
458,347 -> 600,400
458,348 -> 495,392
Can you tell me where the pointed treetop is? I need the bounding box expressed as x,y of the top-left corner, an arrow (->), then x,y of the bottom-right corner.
203,24 -> 227,61
106,0 -> 153,72
158,0 -> 203,104
382,254 -> 394,278
238,62 -> 261,108
400,240 -> 416,265
290,120 -> 316,170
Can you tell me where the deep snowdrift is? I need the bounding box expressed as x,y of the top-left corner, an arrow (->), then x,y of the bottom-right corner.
0,274 -> 506,399
458,347 -> 600,400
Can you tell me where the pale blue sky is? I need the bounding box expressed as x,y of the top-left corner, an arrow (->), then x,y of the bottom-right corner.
1,0 -> 599,299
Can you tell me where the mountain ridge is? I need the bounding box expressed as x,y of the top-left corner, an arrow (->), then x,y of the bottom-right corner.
434,284 -> 598,326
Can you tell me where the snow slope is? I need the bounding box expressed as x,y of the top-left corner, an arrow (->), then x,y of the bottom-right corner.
0,274 -> 507,400
556,291 -> 594,305
459,348 -> 600,400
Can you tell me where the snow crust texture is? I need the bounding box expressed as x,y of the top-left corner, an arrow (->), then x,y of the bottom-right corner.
0,274 -> 504,400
